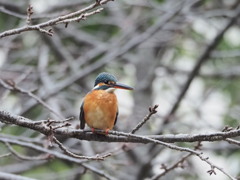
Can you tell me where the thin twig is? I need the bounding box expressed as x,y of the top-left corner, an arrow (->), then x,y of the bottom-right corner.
0,79 -> 64,119
51,123 -> 71,130
26,4 -> 33,25
0,153 -> 11,158
0,6 -> 26,19
0,0 -> 113,38
148,153 -> 192,180
131,104 -> 158,134
225,138 -> 240,146
33,117 -> 74,125
53,136 -> 111,160
57,8 -> 104,24
5,142 -> 52,161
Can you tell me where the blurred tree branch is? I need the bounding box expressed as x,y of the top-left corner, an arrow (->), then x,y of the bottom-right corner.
0,0 -> 111,38
0,134 -> 116,180
0,172 -> 37,180
148,153 -> 192,180
163,3 -> 240,124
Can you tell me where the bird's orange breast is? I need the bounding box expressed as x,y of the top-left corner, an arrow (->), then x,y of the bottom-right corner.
83,90 -> 118,130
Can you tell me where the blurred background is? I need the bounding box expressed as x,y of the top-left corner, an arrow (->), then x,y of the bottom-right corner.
0,0 -> 240,179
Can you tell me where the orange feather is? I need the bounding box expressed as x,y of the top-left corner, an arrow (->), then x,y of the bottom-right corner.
83,90 -> 118,130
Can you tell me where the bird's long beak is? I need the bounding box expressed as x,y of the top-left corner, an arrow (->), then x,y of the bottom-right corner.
113,82 -> 134,90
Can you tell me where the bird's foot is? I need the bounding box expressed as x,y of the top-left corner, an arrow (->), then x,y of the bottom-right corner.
90,128 -> 109,135
105,129 -> 110,135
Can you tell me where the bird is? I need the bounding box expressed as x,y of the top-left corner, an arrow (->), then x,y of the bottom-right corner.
79,72 -> 133,134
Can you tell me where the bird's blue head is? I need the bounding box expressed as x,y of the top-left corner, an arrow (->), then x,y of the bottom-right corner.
93,72 -> 133,91
94,72 -> 117,87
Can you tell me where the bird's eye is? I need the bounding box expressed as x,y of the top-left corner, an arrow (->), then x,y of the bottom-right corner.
106,81 -> 114,85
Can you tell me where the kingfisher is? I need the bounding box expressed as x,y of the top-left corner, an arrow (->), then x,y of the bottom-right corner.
79,72 -> 133,134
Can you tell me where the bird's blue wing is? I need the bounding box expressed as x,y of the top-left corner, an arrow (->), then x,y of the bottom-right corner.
79,102 -> 85,129
114,109 -> 118,126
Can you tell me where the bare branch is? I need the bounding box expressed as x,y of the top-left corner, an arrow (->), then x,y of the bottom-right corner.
26,4 -> 33,25
0,153 -> 11,158
53,136 -> 111,160
148,153 -> 192,180
0,6 -> 25,19
0,172 -> 37,180
0,79 -> 64,119
131,104 -> 158,134
1,110 -> 240,144
5,142 -> 51,161
0,0 -> 114,38
56,8 -> 104,24
33,117 -> 74,126
225,138 -> 240,146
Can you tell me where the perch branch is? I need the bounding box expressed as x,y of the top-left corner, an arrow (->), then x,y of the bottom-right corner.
1,111 -> 240,144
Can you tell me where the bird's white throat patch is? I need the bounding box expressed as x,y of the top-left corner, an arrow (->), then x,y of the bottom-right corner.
93,85 -> 116,93
106,88 -> 116,93
93,84 -> 100,90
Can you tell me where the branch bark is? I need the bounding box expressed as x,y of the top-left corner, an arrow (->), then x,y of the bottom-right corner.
1,110 -> 240,144
0,0 -> 112,38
